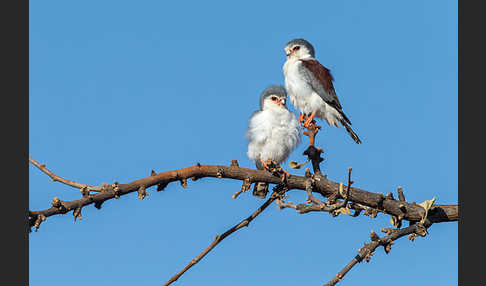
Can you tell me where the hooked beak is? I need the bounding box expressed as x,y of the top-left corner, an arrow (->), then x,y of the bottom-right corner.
285,49 -> 293,57
279,98 -> 286,106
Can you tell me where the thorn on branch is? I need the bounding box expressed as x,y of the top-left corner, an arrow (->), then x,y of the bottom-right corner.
407,224 -> 428,242
138,185 -> 148,200
408,233 -> 418,241
230,160 -> 239,167
100,184 -> 110,192
390,216 -> 402,228
370,230 -> 380,241
80,187 -> 90,198
359,245 -> 374,263
94,200 -> 104,210
415,223 -> 428,237
399,203 -> 407,214
271,183 -> 288,196
381,228 -> 398,236
349,202 -> 365,217
34,214 -> 46,232
112,182 -> 120,199
342,167 -> 353,207
326,192 -> 340,206
384,241 -> 395,254
277,200 -> 298,210
157,182 -> 169,192
150,171 -> 168,192
73,206 -> 82,221
51,197 -> 66,212
232,178 -> 252,199
325,169 -> 355,217
385,192 -> 394,200
333,273 -> 344,282
397,186 -> 406,202
180,179 -> 188,189
377,193 -> 385,210
363,207 -> 379,218
51,197 -> 61,208
216,169 -> 224,179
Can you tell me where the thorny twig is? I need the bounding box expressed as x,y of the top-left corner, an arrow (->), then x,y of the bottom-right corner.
29,158 -> 458,231
232,177 -> 252,199
278,167 -> 357,217
29,156 -> 457,285
163,185 -> 287,286
341,168 -> 353,207
323,222 -> 431,286
29,157 -> 102,192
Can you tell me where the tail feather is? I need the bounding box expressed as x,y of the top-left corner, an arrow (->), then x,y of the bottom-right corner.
340,119 -> 362,144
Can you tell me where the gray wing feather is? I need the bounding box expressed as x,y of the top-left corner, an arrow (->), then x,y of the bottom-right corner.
298,60 -> 352,124
298,61 -> 343,111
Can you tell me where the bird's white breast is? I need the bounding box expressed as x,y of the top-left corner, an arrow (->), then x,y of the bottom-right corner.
283,59 -> 342,126
246,108 -> 300,164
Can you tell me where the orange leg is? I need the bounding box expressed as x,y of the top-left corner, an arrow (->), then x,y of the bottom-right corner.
303,110 -> 318,128
298,112 -> 304,124
260,158 -> 271,170
261,159 -> 291,180
280,168 -> 290,179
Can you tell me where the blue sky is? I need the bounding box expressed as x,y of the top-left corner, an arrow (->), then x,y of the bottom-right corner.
29,1 -> 457,285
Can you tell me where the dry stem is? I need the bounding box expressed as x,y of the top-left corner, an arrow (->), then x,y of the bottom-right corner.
323,222 -> 431,286
162,187 -> 285,286
29,157 -> 102,192
29,158 -> 458,231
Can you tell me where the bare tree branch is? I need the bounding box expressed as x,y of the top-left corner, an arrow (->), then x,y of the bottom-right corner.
29,153 -> 457,285
163,185 -> 286,286
28,158 -> 458,231
323,222 -> 431,286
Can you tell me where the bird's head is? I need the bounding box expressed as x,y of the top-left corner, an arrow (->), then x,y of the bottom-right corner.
284,38 -> 315,60
260,85 -> 288,111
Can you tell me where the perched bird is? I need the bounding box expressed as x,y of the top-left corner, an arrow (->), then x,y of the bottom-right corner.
246,85 -> 301,198
282,38 -> 361,144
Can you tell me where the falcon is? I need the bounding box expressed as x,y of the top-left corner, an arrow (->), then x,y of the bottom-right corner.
246,85 -> 301,198
283,38 -> 361,144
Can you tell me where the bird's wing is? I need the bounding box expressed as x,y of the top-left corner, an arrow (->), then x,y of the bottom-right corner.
299,59 -> 343,111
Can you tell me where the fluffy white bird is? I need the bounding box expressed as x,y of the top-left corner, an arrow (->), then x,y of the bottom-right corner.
246,85 -> 301,198
283,38 -> 361,144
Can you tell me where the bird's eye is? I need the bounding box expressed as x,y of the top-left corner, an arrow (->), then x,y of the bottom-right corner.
293,46 -> 300,51
271,96 -> 277,101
